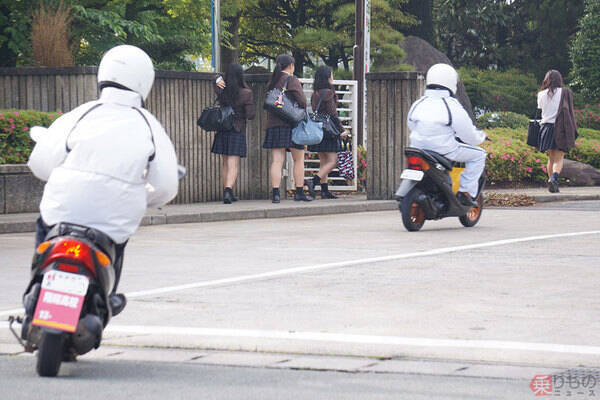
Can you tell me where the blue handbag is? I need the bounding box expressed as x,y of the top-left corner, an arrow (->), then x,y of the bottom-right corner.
292,109 -> 323,145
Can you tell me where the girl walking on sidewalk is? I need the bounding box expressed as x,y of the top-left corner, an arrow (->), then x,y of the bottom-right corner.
213,63 -> 255,204
306,66 -> 348,199
537,70 -> 578,193
263,54 -> 313,203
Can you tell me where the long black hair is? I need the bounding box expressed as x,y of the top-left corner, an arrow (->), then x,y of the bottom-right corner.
540,69 -> 563,98
267,54 -> 295,91
219,63 -> 248,106
313,65 -> 333,92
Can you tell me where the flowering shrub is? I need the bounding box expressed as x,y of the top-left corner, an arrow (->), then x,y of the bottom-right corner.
0,109 -> 62,164
574,103 -> 600,130
357,145 -> 366,192
476,111 -> 529,130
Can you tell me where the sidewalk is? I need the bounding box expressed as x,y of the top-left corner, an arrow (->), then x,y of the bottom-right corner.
1,187 -> 599,234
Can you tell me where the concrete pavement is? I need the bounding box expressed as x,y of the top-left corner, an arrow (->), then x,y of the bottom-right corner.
1,186 -> 599,234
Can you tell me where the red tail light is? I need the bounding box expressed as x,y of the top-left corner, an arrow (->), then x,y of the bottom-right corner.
42,238 -> 96,278
407,156 -> 430,171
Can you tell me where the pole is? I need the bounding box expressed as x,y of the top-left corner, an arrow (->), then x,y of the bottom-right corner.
211,0 -> 221,72
354,0 -> 365,147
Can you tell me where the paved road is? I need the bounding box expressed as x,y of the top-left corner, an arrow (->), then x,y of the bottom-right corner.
1,201 -> 599,398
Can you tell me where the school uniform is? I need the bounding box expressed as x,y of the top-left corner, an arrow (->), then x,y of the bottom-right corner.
212,81 -> 255,158
537,87 -> 577,152
308,88 -> 343,153
263,73 -> 306,150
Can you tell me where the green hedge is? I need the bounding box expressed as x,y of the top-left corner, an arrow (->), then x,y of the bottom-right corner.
1,109 -> 62,164
574,103 -> 600,130
482,126 -> 600,185
476,111 -> 530,130
459,68 -> 539,117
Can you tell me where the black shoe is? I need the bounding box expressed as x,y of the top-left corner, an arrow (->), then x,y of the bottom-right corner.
272,189 -> 280,204
321,191 -> 338,199
109,293 -> 127,317
224,188 -> 233,204
306,176 -> 318,198
456,191 -> 477,207
294,191 -> 314,202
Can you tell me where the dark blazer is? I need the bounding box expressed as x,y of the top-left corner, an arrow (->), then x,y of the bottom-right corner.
265,73 -> 307,129
214,79 -> 255,134
554,87 -> 578,150
311,88 -> 343,132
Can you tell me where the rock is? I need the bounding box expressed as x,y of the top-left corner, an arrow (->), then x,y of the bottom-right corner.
400,35 -> 475,122
561,159 -> 600,186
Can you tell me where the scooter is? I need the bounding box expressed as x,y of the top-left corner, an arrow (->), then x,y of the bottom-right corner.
395,147 -> 486,231
9,166 -> 186,377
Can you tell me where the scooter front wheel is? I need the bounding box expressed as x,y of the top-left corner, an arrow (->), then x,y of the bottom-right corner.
36,331 -> 64,377
400,189 -> 426,232
459,193 -> 484,227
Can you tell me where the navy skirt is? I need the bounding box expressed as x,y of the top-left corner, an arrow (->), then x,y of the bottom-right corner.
211,130 -> 247,157
308,136 -> 341,153
539,123 -> 569,152
263,127 -> 304,150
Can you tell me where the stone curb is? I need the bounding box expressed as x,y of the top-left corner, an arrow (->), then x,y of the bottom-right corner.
0,192 -> 597,235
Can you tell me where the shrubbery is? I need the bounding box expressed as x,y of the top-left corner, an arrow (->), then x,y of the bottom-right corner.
574,103 -> 600,130
459,68 -> 539,117
0,109 -> 62,164
476,111 -> 529,130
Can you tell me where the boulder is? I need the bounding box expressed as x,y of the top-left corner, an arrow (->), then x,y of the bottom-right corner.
561,159 -> 600,186
400,35 -> 475,122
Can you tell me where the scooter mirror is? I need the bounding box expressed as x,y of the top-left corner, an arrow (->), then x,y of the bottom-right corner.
177,165 -> 187,180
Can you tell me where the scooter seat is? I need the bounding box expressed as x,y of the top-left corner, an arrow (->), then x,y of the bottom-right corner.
422,150 -> 454,170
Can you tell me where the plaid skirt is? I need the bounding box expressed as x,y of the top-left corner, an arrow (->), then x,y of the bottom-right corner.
211,130 -> 247,157
263,127 -> 304,150
308,136 -> 342,153
539,123 -> 569,152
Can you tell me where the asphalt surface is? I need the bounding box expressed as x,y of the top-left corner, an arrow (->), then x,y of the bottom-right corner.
1,200 -> 599,398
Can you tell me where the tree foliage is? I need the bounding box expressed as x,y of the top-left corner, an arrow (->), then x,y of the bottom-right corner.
570,0 -> 600,102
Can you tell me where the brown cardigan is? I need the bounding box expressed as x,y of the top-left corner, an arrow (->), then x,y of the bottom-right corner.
214,78 -> 255,134
265,73 -> 307,129
554,87 -> 578,150
311,88 -> 344,132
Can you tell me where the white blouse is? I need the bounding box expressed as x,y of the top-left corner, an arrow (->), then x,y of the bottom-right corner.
537,88 -> 562,124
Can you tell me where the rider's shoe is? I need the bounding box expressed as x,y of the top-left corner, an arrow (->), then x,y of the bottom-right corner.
457,191 -> 477,207
109,293 -> 127,317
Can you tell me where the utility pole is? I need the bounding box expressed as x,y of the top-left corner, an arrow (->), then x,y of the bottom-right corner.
354,0 -> 370,147
211,0 -> 221,72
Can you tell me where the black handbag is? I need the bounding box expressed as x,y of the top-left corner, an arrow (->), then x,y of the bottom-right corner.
310,92 -> 342,139
264,75 -> 306,125
197,100 -> 235,132
527,109 -> 541,147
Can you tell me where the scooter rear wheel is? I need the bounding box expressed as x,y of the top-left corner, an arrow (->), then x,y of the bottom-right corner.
459,194 -> 484,227
400,189 -> 426,232
36,331 -> 64,377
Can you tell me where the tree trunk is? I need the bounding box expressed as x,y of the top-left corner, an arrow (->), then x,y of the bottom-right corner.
220,13 -> 240,71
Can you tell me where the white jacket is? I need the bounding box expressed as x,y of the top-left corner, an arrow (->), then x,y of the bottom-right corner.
408,89 -> 486,154
28,87 -> 179,244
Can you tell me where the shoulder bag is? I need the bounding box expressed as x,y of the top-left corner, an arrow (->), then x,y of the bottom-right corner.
337,138 -> 354,180
310,92 -> 342,139
197,100 -> 235,132
264,75 -> 306,125
527,109 -> 541,148
292,109 -> 323,145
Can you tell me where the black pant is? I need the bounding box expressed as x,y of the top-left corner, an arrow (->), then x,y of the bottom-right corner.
35,217 -> 126,294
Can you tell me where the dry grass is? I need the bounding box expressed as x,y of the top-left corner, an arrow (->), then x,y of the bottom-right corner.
32,1 -> 74,67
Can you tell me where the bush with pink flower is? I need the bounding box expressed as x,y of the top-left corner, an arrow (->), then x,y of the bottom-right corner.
0,109 -> 62,164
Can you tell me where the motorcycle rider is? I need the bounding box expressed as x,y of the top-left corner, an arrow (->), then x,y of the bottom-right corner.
27,45 -> 179,316
407,63 -> 487,206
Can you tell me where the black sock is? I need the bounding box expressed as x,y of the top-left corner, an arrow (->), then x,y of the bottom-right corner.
273,188 -> 280,196
321,183 -> 328,192
295,187 -> 304,195
313,175 -> 320,185
552,172 -> 559,181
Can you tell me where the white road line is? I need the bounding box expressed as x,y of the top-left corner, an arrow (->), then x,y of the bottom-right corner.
1,230 -> 600,318
1,321 -> 599,356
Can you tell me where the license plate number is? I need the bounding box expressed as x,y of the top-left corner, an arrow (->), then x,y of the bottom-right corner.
32,270 -> 89,332
401,169 -> 424,181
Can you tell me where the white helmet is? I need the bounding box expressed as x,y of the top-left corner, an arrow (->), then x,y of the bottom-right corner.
97,45 -> 155,100
426,63 -> 458,95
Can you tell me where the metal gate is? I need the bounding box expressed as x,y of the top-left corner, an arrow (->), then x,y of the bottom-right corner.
285,79 -> 359,192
